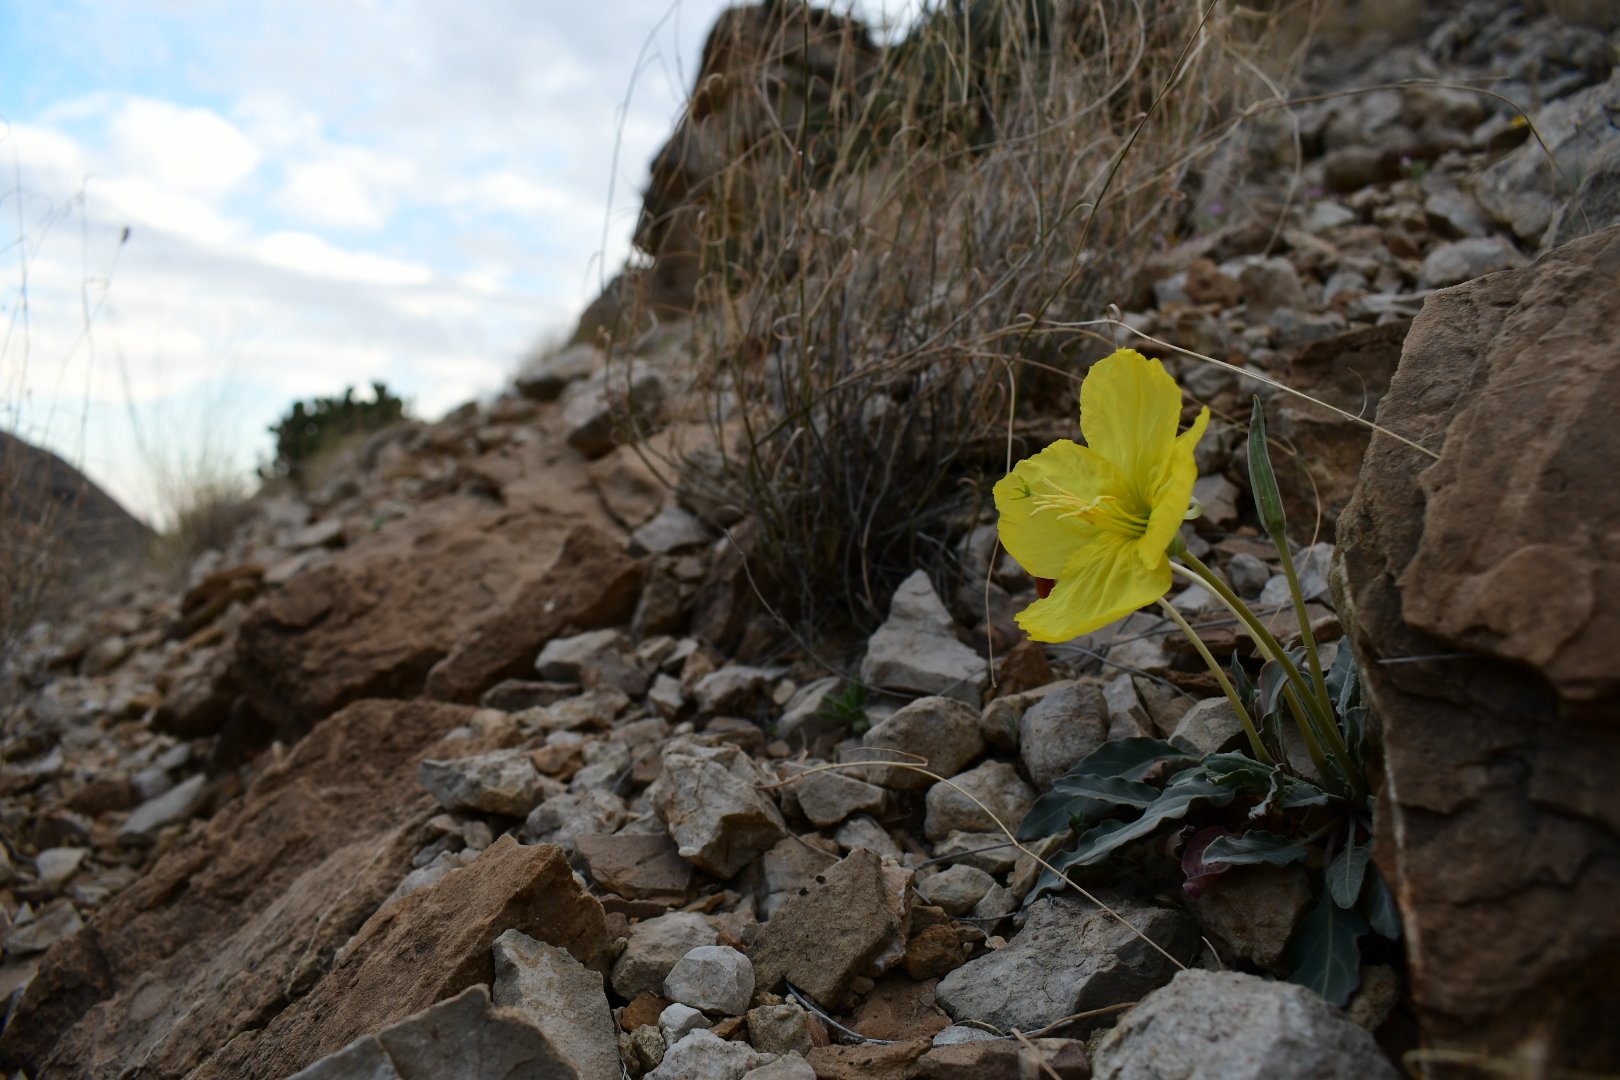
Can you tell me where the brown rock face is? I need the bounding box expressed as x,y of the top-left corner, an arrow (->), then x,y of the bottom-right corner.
0,699 -> 517,1077
424,523 -> 643,703
230,500 -> 569,731
197,836 -> 610,1079
1336,224 -> 1620,1072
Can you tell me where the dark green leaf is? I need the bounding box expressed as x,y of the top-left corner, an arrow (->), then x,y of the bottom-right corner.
1361,866 -> 1402,940
1201,830 -> 1312,869
1273,775 -> 1335,811
1258,659 -> 1291,719
1326,642 -> 1358,713
1229,654 -> 1254,706
1016,774 -> 1161,840
1058,737 -> 1198,783
1247,396 -> 1287,536
1328,836 -> 1370,908
1340,706 -> 1369,769
1056,769 -> 1236,869
1287,893 -> 1369,1006
1201,753 -> 1280,792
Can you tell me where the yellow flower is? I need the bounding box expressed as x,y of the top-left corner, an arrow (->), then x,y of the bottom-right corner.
994,348 -> 1209,642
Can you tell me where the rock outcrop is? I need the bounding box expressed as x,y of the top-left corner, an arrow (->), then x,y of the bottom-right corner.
1337,223 -> 1620,1071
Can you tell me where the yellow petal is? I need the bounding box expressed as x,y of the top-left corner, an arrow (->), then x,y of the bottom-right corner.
1079,349 -> 1186,505
1137,405 -> 1210,566
994,439 -> 1117,579
1014,529 -> 1173,642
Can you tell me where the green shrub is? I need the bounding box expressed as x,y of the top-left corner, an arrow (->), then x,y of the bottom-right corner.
267,382 -> 406,483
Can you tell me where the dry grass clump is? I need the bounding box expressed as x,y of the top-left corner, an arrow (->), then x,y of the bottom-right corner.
626,0 -> 1314,631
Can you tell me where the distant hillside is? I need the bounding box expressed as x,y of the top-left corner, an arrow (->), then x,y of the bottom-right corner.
1,430 -> 154,567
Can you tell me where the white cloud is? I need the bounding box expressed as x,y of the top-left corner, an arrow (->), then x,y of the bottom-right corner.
254,231 -> 433,286
106,97 -> 261,193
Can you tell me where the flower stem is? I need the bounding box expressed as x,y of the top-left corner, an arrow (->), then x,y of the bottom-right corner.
1272,535 -> 1335,722
1155,599 -> 1273,765
1172,551 -> 1362,798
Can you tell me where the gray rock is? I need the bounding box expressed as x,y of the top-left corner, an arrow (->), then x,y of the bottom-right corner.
1257,542 -> 1332,607
1477,71 -> 1620,245
1092,969 -> 1397,1079
1191,864 -> 1313,970
1226,552 -> 1270,597
1301,200 -> 1357,234
792,767 -> 887,828
1102,674 -> 1153,740
1547,138 -> 1620,248
919,864 -> 996,916
1169,698 -> 1248,756
746,1003 -> 814,1055
524,789 -> 628,851
289,984 -> 577,1080
492,929 -> 620,1080
34,847 -> 87,888
750,848 -> 909,1009
856,696 -> 985,792
692,665 -> 778,717
648,745 -> 787,877
562,361 -> 666,458
632,503 -> 714,556
119,772 -> 207,841
535,629 -> 626,682
664,945 -> 755,1016
775,676 -> 850,746
1424,190 -> 1490,239
743,1056 -> 815,1080
1269,308 -> 1347,349
610,910 -> 720,999
935,896 -> 1199,1036
932,1025 -> 999,1046
930,830 -> 1018,875
1019,685 -> 1109,790
648,1028 -> 774,1080
1418,236 -> 1526,289
515,342 -> 599,401
924,760 -> 1036,842
1192,474 -> 1240,528
759,835 -> 841,918
859,570 -> 987,705
834,815 -> 902,859
418,749 -> 549,817
1239,258 -> 1307,319
660,1002 -> 712,1045
3,900 -> 84,955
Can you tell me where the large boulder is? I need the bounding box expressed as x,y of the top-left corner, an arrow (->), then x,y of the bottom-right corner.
1336,224 -> 1620,1071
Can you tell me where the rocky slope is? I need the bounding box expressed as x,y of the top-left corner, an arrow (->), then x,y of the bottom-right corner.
2,2 -> 1618,1078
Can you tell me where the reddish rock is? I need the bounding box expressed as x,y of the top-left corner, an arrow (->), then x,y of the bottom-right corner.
917,1038 -> 1090,1080
230,501 -> 569,730
197,836 -> 610,1078
424,524 -> 643,703
576,832 -> 692,904
848,974 -> 951,1041
806,1036 -> 932,1080
1337,224 -> 1620,1072
0,700 -> 510,1077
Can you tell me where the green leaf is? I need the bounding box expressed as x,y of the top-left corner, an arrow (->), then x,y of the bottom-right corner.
1016,774 -> 1161,840
1328,836 -> 1370,908
1287,893 -> 1369,1006
1201,830 -> 1313,869
1247,396 -> 1288,536
1361,866 -> 1402,940
1055,768 -> 1236,869
1060,737 -> 1199,782
1202,753 -> 1281,792
1326,642 -> 1358,713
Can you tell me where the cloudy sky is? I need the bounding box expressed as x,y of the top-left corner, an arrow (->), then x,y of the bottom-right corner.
1,0 -> 916,526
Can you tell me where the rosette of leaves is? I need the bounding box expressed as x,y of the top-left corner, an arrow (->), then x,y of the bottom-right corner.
1017,645 -> 1400,1006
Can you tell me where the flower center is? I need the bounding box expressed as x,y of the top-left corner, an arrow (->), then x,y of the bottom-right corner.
1032,484 -> 1150,538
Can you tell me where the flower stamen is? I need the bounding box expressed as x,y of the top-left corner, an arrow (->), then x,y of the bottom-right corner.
1032,485 -> 1150,537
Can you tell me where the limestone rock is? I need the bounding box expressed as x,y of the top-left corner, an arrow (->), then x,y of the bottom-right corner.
287,985 -> 576,1080
562,361 -> 666,458
859,570 -> 987,705
935,895 -> 1198,1036
648,1028 -> 773,1080
611,911 -> 720,1000
492,929 -> 620,1080
664,945 -> 755,1016
648,744 -> 787,877
923,760 -> 1035,842
1018,684 -> 1109,790
575,832 -> 692,903
417,749 -> 548,817
1092,970 -> 1396,1079
1169,698 -> 1248,756
791,767 -> 887,828
856,696 -> 985,792
1336,223 -> 1620,1069
751,849 -> 908,1009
